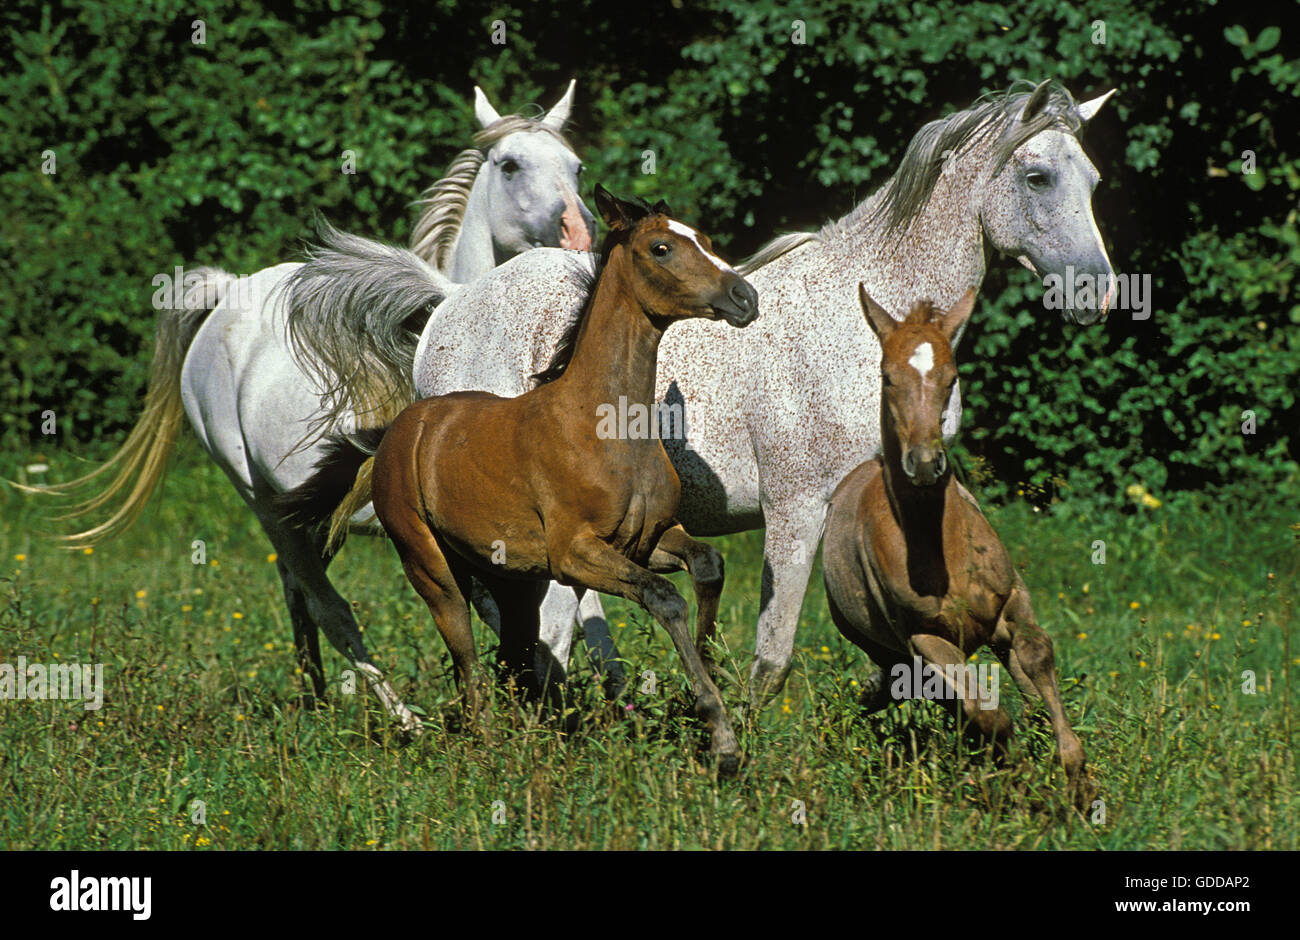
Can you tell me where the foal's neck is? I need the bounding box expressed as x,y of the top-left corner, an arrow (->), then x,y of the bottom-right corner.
555,251 -> 664,410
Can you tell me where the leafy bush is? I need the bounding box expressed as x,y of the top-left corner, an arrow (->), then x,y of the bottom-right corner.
1,0 -> 1295,507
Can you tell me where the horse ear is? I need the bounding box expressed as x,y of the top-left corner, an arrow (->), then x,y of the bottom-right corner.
595,185 -> 644,230
650,198 -> 672,216
473,86 -> 502,129
542,78 -> 576,130
940,287 -> 978,341
1076,88 -> 1116,123
858,283 -> 897,340
1018,79 -> 1053,124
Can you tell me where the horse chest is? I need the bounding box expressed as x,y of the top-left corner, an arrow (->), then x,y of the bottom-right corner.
604,492 -> 674,563
860,498 -> 1009,654
603,458 -> 679,561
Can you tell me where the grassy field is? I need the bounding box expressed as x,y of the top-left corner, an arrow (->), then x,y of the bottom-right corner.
1,441 -> 1296,850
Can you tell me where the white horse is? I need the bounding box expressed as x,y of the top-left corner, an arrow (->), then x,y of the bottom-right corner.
30,83 -> 596,732
291,80 -> 1119,707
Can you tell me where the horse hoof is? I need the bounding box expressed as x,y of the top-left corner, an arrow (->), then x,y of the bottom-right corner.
856,668 -> 890,711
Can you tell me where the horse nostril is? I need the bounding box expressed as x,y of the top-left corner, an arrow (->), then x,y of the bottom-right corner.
902,453 -> 916,478
936,451 -> 947,475
729,282 -> 753,312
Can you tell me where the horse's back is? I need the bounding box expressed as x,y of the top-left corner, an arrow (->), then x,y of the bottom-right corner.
413,248 -> 595,398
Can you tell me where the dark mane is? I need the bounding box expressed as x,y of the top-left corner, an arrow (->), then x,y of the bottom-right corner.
903,299 -> 940,326
529,252 -> 603,386
867,80 -> 1083,234
530,203 -> 659,386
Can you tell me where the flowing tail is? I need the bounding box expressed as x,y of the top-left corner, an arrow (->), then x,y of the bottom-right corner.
276,428 -> 387,553
285,219 -> 459,442
12,267 -> 236,547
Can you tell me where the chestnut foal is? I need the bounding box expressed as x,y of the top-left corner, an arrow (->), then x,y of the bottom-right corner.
822,285 -> 1090,807
370,187 -> 757,772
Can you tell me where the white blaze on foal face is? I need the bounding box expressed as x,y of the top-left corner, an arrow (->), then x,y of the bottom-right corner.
666,219 -> 735,273
908,341 -> 934,381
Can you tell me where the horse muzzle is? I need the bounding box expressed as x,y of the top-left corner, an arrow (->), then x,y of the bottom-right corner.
711,277 -> 759,327
902,447 -> 947,486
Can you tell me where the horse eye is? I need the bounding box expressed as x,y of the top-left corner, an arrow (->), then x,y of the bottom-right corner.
501,159 -> 520,177
1026,170 -> 1052,191
651,242 -> 671,258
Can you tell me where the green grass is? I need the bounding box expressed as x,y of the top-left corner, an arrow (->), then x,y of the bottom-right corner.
2,441 -> 1297,849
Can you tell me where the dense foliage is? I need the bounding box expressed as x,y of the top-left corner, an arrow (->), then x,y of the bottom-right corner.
2,0 -> 1296,506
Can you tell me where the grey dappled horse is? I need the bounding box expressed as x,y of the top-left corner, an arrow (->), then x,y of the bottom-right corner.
293,80 -> 1119,708
34,83 -> 596,731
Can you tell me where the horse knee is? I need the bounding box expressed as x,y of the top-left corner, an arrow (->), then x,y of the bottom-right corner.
692,546 -> 724,587
1014,630 -> 1056,678
749,656 -> 793,704
643,579 -> 688,627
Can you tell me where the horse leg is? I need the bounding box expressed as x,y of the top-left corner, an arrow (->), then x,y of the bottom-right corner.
470,576 -> 578,704
469,578 -> 503,634
872,643 -> 1038,713
824,593 -> 908,712
994,587 -> 1091,810
276,553 -> 326,706
255,512 -> 421,733
534,583 -> 579,685
470,576 -> 563,688
532,585 -> 627,699
909,634 -> 1014,754
649,523 -> 725,670
749,499 -> 828,705
385,522 -> 484,721
557,535 -> 741,775
992,646 -> 1042,701
482,577 -> 557,703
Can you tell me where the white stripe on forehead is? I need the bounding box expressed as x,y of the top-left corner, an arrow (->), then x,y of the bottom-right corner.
908,342 -> 934,380
666,219 -> 735,273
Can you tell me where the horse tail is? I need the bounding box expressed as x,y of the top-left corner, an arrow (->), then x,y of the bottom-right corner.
12,267 -> 236,547
276,428 -> 387,553
285,219 -> 460,440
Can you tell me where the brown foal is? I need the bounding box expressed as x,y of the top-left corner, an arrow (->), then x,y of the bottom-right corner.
368,187 -> 757,773
822,285 -> 1091,808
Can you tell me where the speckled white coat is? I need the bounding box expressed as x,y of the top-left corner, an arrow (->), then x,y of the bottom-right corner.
413,94 -> 1116,695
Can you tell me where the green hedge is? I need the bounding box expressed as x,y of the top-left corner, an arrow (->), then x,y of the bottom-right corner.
2,0 -> 1296,507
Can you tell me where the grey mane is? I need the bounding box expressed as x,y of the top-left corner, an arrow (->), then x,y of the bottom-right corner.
409,114 -> 576,268
737,80 -> 1083,273
530,197 -> 675,386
